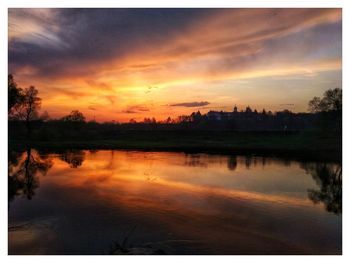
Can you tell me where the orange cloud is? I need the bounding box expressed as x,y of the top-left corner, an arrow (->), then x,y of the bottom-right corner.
9,9 -> 342,122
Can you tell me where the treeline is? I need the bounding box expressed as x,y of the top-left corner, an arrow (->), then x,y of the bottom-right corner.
8,74 -> 342,141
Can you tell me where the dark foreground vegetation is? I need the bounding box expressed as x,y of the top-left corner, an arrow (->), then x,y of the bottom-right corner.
8,75 -> 342,162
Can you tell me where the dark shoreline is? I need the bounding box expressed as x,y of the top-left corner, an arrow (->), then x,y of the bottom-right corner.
9,139 -> 341,163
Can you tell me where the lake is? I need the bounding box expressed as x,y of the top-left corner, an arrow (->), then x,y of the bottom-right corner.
8,149 -> 342,255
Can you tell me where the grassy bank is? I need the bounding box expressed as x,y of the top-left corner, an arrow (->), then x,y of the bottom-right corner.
9,130 -> 342,162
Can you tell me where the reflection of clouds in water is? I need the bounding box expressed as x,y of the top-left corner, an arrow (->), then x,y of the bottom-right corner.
8,150 -> 342,255
9,216 -> 61,232
59,150 -> 85,168
144,171 -> 158,182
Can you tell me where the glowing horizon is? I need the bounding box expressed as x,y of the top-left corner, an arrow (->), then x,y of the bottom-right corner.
8,8 -> 342,122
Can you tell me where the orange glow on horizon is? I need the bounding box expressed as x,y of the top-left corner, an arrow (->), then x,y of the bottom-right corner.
9,8 -> 342,122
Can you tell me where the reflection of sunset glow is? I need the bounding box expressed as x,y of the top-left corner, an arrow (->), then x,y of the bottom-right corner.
8,9 -> 342,122
46,151 -> 321,211
9,150 -> 342,255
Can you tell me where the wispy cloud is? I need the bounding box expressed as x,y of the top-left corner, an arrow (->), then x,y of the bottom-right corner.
170,101 -> 210,107
9,9 -> 68,49
122,105 -> 150,114
8,8 -> 342,122
88,106 -> 97,111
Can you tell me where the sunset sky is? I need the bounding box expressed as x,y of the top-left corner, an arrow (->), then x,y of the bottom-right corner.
8,8 -> 342,122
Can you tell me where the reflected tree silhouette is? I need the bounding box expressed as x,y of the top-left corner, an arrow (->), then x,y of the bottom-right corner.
184,154 -> 207,167
227,156 -> 237,171
282,159 -> 291,167
301,162 -> 342,214
245,155 -> 253,169
60,150 -> 86,168
8,148 -> 52,201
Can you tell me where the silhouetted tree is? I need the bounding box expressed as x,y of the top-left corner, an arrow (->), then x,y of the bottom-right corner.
8,74 -> 23,112
191,111 -> 202,123
61,110 -> 86,122
308,88 -> 342,132
177,115 -> 191,123
308,88 -> 342,113
10,86 -> 41,138
308,97 -> 322,113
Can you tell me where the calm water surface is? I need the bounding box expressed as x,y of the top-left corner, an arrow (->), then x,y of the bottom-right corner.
8,149 -> 341,255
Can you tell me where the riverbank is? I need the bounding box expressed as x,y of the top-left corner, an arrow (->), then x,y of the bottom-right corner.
9,130 -> 342,162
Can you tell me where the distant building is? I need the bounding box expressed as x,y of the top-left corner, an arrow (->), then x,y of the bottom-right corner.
207,110 -> 233,121
207,111 -> 223,121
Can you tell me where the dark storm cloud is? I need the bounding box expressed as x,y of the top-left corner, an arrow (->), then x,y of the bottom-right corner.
170,101 -> 210,107
9,8 -> 215,78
